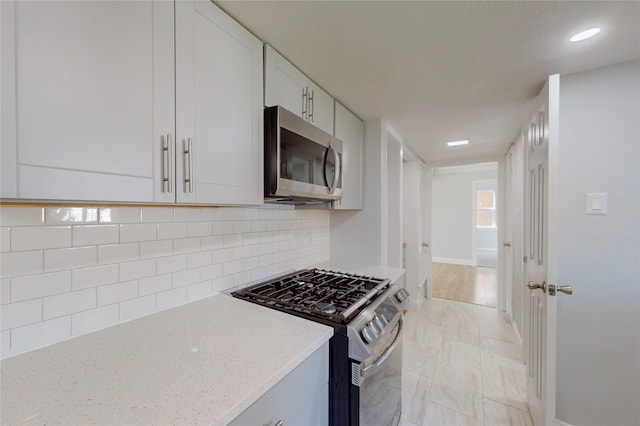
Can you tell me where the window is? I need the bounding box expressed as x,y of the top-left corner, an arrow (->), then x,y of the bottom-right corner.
476,190 -> 496,228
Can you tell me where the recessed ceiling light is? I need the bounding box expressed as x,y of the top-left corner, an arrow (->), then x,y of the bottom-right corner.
447,139 -> 469,147
570,28 -> 601,42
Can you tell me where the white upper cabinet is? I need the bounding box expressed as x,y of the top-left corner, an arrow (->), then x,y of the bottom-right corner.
174,1 -> 263,205
264,45 -> 334,135
1,0 -> 263,206
333,102 -> 364,210
1,1 -> 174,203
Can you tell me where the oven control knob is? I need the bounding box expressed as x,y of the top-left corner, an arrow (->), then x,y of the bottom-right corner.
395,288 -> 409,303
361,326 -> 375,344
374,315 -> 386,329
369,321 -> 381,336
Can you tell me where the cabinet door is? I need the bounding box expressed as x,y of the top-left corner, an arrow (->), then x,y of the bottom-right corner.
333,102 -> 364,210
264,44 -> 308,117
1,1 -> 174,202
175,1 -> 263,205
307,82 -> 335,136
229,342 -> 329,426
264,45 -> 334,135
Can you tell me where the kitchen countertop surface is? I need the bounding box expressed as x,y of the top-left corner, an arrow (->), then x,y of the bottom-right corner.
0,294 -> 333,425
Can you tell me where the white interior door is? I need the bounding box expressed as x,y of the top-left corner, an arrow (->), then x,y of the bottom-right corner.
524,75 -> 561,426
504,149 -> 514,319
420,164 -> 433,299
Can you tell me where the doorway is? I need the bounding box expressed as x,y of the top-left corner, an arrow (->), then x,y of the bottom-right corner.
431,162 -> 499,307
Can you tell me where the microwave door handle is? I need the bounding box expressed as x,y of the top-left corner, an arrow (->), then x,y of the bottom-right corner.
325,145 -> 340,194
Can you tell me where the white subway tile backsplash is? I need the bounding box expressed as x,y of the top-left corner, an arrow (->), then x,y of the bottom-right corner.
201,263 -> 224,281
1,331 -> 10,358
97,280 -> 138,306
98,243 -> 139,265
72,265 -> 119,291
200,208 -> 224,221
120,295 -> 156,322
223,207 -> 245,221
187,281 -> 212,301
11,226 -> 71,251
1,279 -> 9,304
0,207 -> 44,226
223,260 -> 242,276
99,207 -> 140,224
187,222 -> 212,238
11,316 -> 71,354
212,221 -> 234,235
120,224 -> 157,243
45,246 -> 96,272
211,275 -> 234,294
120,259 -> 156,282
43,289 -> 96,320
172,269 -> 200,288
72,304 -> 119,335
157,223 -> 188,240
73,225 -> 119,247
11,271 -> 71,302
223,234 -> 242,248
212,248 -> 234,265
140,240 -> 173,260
187,251 -> 212,269
157,287 -> 187,310
0,251 -> 43,278
46,207 -> 98,225
1,227 -> 10,252
156,255 -> 187,274
139,274 -> 172,296
174,208 -> 201,222
201,235 -> 223,251
140,207 -> 174,223
1,205 -> 329,358
233,271 -> 252,285
173,238 -> 201,255
1,299 -> 42,330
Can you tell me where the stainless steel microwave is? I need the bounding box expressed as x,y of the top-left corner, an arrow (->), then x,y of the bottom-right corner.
264,106 -> 343,204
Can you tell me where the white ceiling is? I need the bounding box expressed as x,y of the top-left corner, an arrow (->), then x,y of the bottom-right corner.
216,0 -> 640,165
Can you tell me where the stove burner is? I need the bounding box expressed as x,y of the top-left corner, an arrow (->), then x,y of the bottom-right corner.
316,302 -> 337,314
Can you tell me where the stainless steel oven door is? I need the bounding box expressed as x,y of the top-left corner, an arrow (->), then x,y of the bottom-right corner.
359,315 -> 403,426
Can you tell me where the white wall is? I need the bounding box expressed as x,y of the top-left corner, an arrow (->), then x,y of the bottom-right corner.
431,165 -> 498,265
0,205 -> 329,358
555,60 -> 640,426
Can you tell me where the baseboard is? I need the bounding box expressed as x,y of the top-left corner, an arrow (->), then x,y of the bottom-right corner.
432,257 -> 475,266
556,419 -> 576,426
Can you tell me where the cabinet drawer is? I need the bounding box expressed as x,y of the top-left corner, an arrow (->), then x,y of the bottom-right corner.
229,342 -> 329,426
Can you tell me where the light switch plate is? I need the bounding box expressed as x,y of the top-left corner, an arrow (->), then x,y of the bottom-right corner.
585,193 -> 607,215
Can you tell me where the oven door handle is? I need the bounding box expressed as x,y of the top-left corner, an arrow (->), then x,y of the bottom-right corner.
361,315 -> 404,378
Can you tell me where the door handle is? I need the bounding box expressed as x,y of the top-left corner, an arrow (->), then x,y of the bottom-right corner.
503,242 -> 511,247
421,243 -> 430,248
548,284 -> 573,296
527,280 -> 547,293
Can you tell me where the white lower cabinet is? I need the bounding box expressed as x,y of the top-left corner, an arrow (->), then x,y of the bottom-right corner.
1,0 -> 263,206
229,342 -> 329,426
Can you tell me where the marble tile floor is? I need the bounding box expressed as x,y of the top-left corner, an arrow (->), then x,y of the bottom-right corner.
400,297 -> 533,426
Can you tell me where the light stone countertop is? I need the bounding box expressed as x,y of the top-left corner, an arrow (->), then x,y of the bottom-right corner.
0,294 -> 333,425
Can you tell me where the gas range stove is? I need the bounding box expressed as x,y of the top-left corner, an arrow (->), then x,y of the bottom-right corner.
232,268 -> 402,324
232,268 -> 409,426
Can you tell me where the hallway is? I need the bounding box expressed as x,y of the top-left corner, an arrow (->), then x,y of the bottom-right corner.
432,263 -> 498,308
401,297 -> 532,426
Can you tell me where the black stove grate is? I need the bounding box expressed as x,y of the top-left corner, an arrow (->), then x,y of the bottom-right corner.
232,269 -> 389,324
